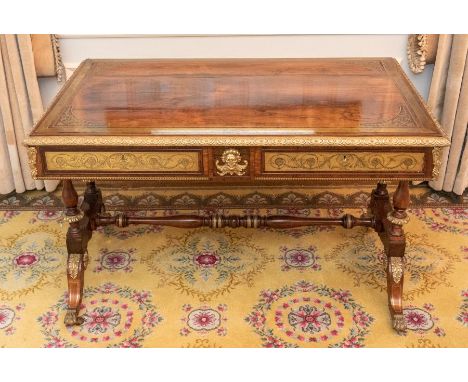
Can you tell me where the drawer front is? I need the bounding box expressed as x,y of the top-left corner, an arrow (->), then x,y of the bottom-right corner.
259,149 -> 431,179
31,146 -> 433,181
39,148 -> 208,178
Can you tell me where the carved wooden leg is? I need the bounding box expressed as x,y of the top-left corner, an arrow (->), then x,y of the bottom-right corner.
385,181 -> 410,333
82,181 -> 103,232
370,181 -> 408,333
62,180 -> 91,326
369,181 -> 390,233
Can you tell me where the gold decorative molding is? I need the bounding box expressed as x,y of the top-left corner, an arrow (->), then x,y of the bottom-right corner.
264,152 -> 425,172
387,212 -> 410,226
216,149 -> 248,176
24,135 -> 451,148
27,147 -> 38,179
64,308 -> 83,326
393,314 -> 407,333
45,151 -> 200,172
67,253 -> 81,279
51,34 -> 66,82
83,251 -> 89,270
389,257 -> 404,284
63,211 -> 84,223
407,34 -> 429,74
432,146 -> 443,180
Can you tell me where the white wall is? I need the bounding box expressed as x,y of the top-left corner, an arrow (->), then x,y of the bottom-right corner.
39,34 -> 434,106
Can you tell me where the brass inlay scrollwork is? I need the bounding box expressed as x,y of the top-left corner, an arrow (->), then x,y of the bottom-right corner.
216,149 -> 248,176
45,151 -> 200,172
264,152 -> 425,172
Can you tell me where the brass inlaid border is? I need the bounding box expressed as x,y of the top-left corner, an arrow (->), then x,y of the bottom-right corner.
24,135 -> 450,147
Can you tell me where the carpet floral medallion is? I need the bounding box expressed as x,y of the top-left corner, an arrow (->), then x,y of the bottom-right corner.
0,185 -> 467,347
37,283 -> 162,348
245,281 -> 373,347
142,230 -> 273,302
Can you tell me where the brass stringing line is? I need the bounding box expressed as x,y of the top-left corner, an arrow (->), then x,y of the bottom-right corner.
29,60 -> 89,134
394,59 -> 448,141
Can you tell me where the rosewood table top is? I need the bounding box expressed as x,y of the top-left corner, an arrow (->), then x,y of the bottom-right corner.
24,58 -> 450,333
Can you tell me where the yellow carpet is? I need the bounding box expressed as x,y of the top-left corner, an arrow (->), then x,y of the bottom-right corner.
0,188 -> 467,347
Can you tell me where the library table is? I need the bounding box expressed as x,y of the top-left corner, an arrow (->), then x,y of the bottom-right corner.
25,58 -> 450,333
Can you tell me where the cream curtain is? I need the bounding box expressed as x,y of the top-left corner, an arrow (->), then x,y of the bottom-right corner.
428,34 -> 468,195
0,34 -> 59,194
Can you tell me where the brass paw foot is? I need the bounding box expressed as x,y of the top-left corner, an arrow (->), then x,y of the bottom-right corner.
392,314 -> 407,334
64,309 -> 84,326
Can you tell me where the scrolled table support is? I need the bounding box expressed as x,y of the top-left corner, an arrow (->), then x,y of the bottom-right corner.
62,180 -> 101,326
370,181 -> 409,334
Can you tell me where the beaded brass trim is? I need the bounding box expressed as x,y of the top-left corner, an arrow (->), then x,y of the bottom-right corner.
387,212 -> 410,226
45,151 -> 200,172
255,176 -> 429,181
63,211 -> 84,223
264,152 -> 425,172
24,135 -> 450,147
36,175 -> 211,181
27,147 -> 38,179
67,253 -> 81,279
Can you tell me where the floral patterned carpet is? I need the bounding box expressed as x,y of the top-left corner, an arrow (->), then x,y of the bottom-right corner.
0,185 -> 467,347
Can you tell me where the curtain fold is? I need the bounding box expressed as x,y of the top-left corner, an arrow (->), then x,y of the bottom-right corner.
0,34 -> 59,194
428,34 -> 468,195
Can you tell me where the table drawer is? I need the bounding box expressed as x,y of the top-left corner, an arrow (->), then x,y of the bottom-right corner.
38,147 -> 208,179
258,148 -> 432,179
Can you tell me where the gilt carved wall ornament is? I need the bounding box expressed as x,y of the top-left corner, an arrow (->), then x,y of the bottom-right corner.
407,34 -> 439,74
45,151 -> 199,172
264,152 -> 425,172
216,149 -> 248,176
